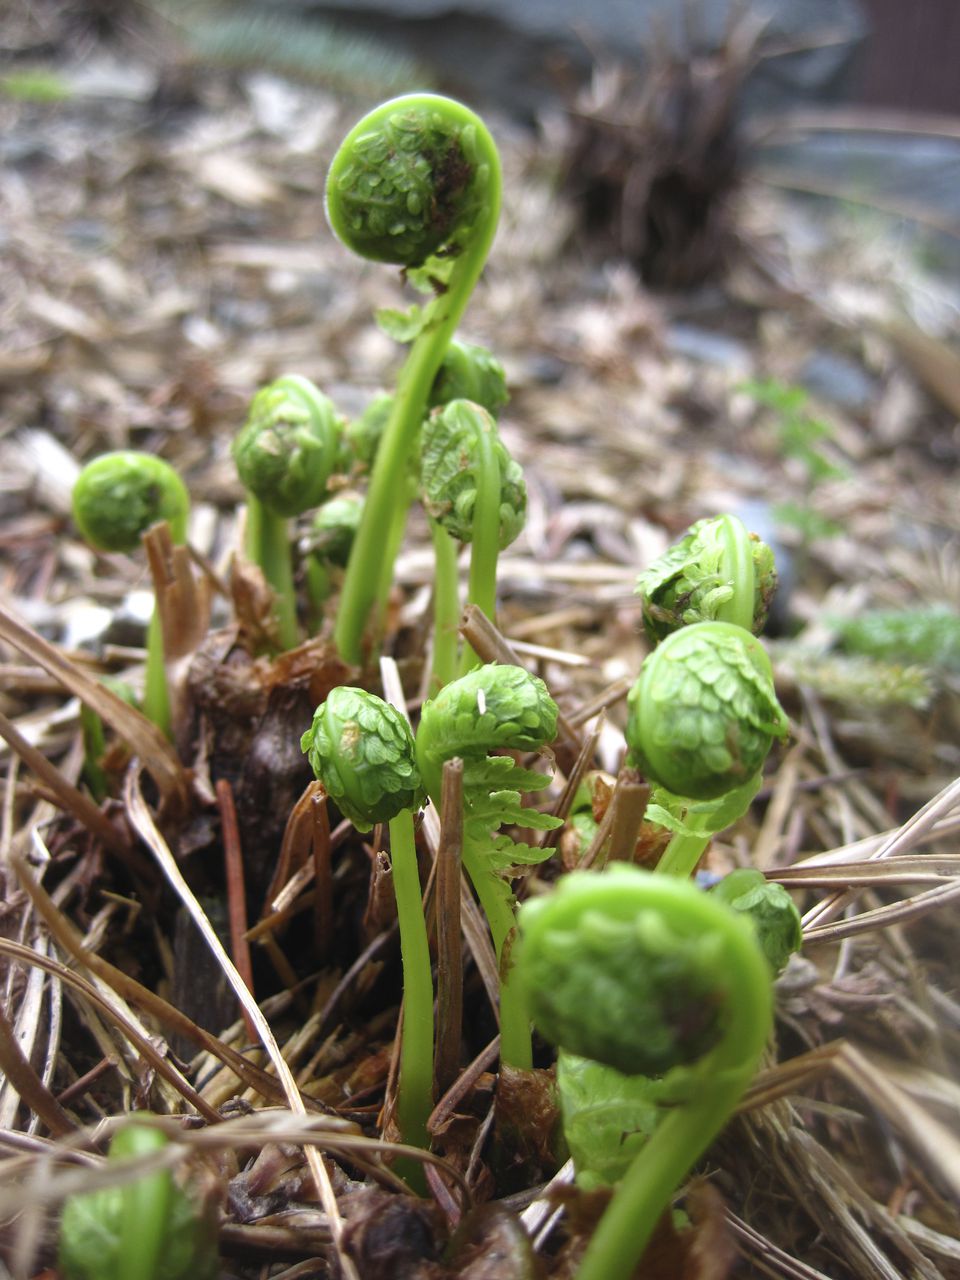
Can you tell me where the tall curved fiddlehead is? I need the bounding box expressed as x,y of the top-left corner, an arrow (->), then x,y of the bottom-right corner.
416,663 -> 560,1068
72,451 -> 190,736
516,865 -> 772,1280
326,93 -> 502,664
420,399 -> 526,682
301,688 -> 432,1173
233,374 -> 343,650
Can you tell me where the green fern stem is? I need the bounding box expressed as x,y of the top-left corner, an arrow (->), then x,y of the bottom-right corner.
143,611 -> 172,739
429,520 -> 460,690
715,514 -> 756,632
245,495 -> 299,651
654,809 -> 713,878
461,842 -> 532,1070
388,810 -> 434,1190
458,416 -> 501,675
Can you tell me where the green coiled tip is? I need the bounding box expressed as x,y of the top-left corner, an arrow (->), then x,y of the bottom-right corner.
429,339 -> 508,417
72,451 -> 189,552
301,687 -> 424,831
420,399 -> 526,549
233,374 -> 342,517
517,866 -> 767,1077
309,493 -> 364,568
326,93 -> 495,267
709,868 -> 802,974
636,514 -> 777,643
346,392 -> 394,469
626,621 -> 789,800
417,662 -> 557,781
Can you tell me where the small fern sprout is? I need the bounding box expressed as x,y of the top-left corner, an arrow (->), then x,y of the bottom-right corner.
709,867 -> 802,974
233,374 -> 343,650
626,621 -> 789,803
516,866 -> 772,1280
626,621 -> 789,879
420,398 -> 526,681
428,338 -> 508,418
346,392 -> 394,472
636,513 -> 777,644
72,452 -> 190,736
59,1120 -> 217,1280
326,93 -> 502,664
301,688 -> 432,1168
416,663 -> 561,1069
72,452 -> 189,553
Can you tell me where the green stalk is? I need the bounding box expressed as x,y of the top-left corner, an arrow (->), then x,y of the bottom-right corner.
388,810 -> 434,1191
429,520 -> 460,690
654,810 -> 712,878
143,608 -> 172,739
246,495 -> 299,651
461,843 -> 532,1070
372,472 -> 418,641
115,1125 -> 174,1280
458,419 -> 501,675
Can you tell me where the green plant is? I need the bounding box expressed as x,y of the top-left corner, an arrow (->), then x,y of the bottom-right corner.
326,93 -> 502,664
420,399 -> 526,683
80,678 -> 138,802
303,492 -> 364,628
739,377 -> 847,540
709,867 -> 802,974
635,513 -> 776,643
415,663 -> 562,1069
301,688 -> 432,1172
72,451 -> 190,737
427,338 -> 509,416
626,620 -> 789,877
1,68 -> 72,102
516,865 -> 772,1280
232,374 -> 343,650
833,603 -> 960,672
59,1120 -> 217,1280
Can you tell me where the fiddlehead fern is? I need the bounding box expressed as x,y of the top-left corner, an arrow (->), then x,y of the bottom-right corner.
428,338 -> 508,417
709,867 -> 802,974
72,452 -> 190,736
626,620 -> 789,803
416,663 -> 560,1068
420,398 -> 526,680
304,493 -> 363,626
72,452 -> 189,552
326,93 -> 502,664
301,688 -> 432,1168
635,513 -> 776,644
516,865 -> 772,1280
232,374 -> 343,650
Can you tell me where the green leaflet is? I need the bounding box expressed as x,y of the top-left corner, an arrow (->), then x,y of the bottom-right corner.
375,303 -> 431,343
461,755 -> 560,874
557,1052 -> 661,1190
645,774 -> 762,839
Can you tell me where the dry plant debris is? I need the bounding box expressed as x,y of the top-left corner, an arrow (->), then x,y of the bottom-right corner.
1,3 -> 960,1278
